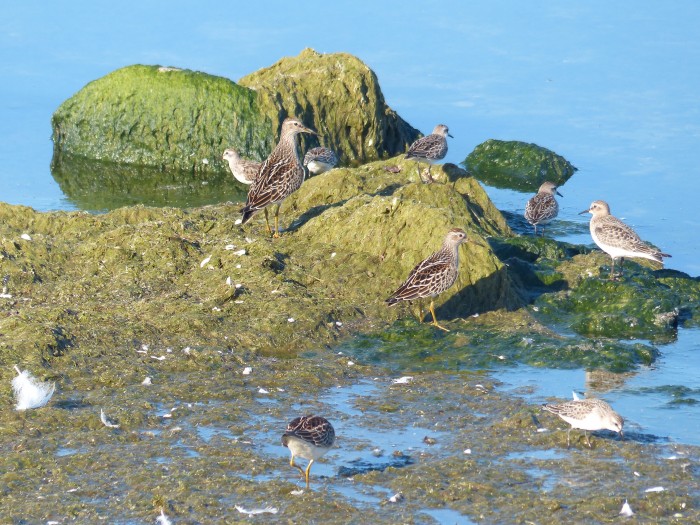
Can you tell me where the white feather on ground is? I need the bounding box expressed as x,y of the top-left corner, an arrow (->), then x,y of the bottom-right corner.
156,509 -> 172,525
12,365 -> 55,410
234,505 -> 278,516
100,409 -> 120,428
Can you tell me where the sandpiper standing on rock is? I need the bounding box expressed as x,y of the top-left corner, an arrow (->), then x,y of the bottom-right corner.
542,398 -> 624,448
241,118 -> 316,237
386,228 -> 468,331
222,148 -> 261,185
303,146 -> 338,176
281,415 -> 336,489
405,124 -> 452,183
525,181 -> 562,235
580,200 -> 671,279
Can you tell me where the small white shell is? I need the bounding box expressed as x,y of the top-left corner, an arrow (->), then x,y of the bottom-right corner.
200,255 -> 212,267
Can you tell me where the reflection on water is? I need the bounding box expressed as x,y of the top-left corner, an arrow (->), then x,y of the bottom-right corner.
51,153 -> 248,212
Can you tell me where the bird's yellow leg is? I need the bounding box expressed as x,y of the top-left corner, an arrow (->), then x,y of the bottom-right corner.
289,455 -> 304,476
429,299 -> 449,332
304,459 -> 315,489
263,208 -> 272,236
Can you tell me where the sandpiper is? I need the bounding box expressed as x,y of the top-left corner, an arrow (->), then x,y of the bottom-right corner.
303,146 -> 338,176
525,181 -> 562,235
579,200 -> 671,279
542,398 -> 624,448
281,415 -> 336,488
241,118 -> 316,237
222,148 -> 261,185
405,124 -> 452,183
386,228 -> 468,331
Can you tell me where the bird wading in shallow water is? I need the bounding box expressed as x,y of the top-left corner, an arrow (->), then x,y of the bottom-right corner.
542,398 -> 624,448
405,124 -> 452,183
241,118 -> 316,237
303,146 -> 338,176
580,200 -> 670,280
386,228 -> 468,331
525,181 -> 562,235
222,148 -> 261,185
281,415 -> 335,489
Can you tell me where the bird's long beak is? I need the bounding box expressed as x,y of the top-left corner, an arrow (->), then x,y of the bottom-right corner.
556,190 -> 563,198
448,133 -> 454,138
301,125 -> 317,135
578,209 -> 590,215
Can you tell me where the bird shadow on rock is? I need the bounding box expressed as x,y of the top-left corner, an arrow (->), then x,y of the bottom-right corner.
436,265 -> 522,321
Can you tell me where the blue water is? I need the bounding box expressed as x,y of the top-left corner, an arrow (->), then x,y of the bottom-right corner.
2,2 -> 700,445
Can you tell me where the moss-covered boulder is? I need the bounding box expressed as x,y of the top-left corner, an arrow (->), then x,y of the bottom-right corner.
0,159 -> 518,370
239,48 -> 420,166
51,65 -> 274,173
51,50 -> 419,180
462,139 -> 577,192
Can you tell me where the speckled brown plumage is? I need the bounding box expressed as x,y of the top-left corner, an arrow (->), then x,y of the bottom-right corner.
281,415 -> 335,488
386,228 -> 468,331
524,181 -> 562,235
241,118 -> 316,236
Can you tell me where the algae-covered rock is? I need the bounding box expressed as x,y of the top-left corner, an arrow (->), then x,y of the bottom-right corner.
462,139 -> 577,192
284,158 -> 519,320
534,252 -> 700,342
239,48 -> 420,166
51,50 -> 419,179
0,159 -> 517,368
51,65 -> 274,172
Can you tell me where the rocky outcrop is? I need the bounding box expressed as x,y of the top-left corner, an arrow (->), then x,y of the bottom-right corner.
50,50 -> 419,177
239,48 -> 420,166
462,139 -> 577,192
51,65 -> 274,172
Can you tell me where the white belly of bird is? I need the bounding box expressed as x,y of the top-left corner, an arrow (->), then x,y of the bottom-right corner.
286,437 -> 329,461
560,411 -> 608,431
307,160 -> 334,175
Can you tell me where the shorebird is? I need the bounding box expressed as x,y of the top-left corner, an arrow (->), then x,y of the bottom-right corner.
525,181 -> 562,235
281,415 -> 336,488
386,228 -> 468,331
222,148 -> 261,185
303,146 -> 338,176
542,398 -> 624,448
405,124 -> 452,183
580,200 -> 671,279
241,118 -> 316,237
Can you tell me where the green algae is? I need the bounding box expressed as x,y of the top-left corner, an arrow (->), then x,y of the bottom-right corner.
52,65 -> 274,173
2,151 -> 700,522
51,153 -> 249,211
239,48 -> 420,166
463,139 -> 578,192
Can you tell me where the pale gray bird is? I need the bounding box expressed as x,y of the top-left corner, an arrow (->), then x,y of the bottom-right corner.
579,200 -> 670,279
222,148 -> 261,185
405,124 -> 452,183
542,398 -> 624,448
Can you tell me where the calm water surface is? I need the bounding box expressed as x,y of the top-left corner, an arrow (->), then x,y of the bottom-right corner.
2,2 -> 699,445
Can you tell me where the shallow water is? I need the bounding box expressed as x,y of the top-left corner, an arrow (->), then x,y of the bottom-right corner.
2,2 -> 700,521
